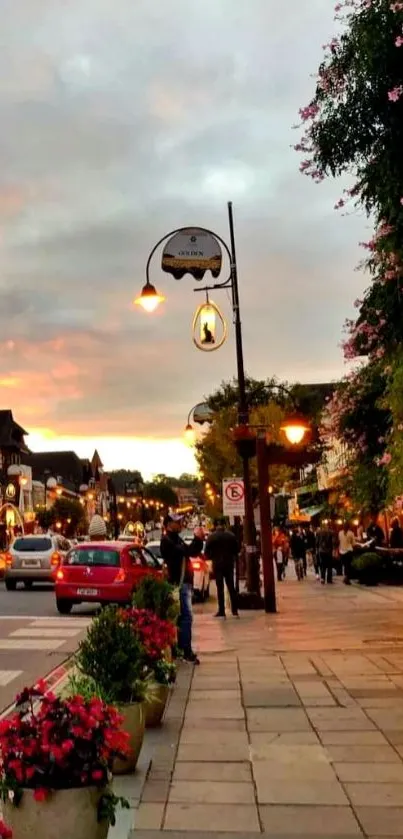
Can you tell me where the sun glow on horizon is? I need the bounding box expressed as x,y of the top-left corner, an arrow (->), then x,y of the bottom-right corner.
27,429 -> 197,480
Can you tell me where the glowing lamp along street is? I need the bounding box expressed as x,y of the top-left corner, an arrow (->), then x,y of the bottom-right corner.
184,423 -> 196,445
280,414 -> 310,446
134,283 -> 165,313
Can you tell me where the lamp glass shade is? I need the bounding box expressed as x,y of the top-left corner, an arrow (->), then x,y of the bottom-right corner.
184,423 -> 196,445
281,415 -> 310,446
134,283 -> 165,313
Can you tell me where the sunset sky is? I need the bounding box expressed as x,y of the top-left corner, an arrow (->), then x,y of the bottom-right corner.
0,0 -> 369,479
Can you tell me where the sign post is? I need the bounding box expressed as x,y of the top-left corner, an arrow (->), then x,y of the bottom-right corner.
222,479 -> 245,518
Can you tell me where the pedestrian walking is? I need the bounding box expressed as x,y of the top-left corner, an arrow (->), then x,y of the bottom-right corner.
205,519 -> 239,618
317,522 -> 334,585
160,514 -> 203,664
273,527 -> 288,581
366,515 -> 385,548
338,522 -> 355,585
290,527 -> 306,581
306,525 -> 319,576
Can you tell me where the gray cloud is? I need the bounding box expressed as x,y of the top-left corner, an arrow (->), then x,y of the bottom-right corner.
0,0 -> 369,439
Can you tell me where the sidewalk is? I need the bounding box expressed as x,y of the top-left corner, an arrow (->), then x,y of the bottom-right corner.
130,573 -> 403,838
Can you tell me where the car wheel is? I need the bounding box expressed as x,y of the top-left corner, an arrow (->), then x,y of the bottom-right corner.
5,579 -> 17,591
24,580 -> 33,590
56,598 -> 73,615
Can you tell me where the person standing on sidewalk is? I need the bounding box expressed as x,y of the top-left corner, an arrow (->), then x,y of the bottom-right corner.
160,514 -> 203,664
317,521 -> 334,585
205,519 -> 239,618
338,522 -> 355,585
290,527 -> 306,581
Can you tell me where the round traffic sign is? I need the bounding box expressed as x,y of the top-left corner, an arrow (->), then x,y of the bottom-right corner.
224,481 -> 244,502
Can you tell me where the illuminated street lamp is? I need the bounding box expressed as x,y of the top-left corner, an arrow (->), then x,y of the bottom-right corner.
184,402 -> 214,446
134,283 -> 165,313
134,204 -> 259,595
280,414 -> 311,446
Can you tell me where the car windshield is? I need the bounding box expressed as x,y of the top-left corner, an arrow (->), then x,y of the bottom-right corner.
65,549 -> 120,567
147,544 -> 162,558
13,538 -> 52,552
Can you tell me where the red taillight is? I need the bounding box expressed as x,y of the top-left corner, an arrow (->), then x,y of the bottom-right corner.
56,569 -> 64,581
114,568 -> 126,583
51,551 -> 61,567
5,552 -> 12,567
192,560 -> 201,571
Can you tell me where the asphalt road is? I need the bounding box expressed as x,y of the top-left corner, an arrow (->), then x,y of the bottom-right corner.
0,581 -> 96,714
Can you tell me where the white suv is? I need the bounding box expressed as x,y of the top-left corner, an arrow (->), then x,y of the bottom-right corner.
5,534 -> 71,590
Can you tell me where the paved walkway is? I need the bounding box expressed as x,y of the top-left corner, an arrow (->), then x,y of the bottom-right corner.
131,573 -> 403,838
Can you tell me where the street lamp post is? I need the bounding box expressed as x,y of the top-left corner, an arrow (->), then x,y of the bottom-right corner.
135,202 -> 259,593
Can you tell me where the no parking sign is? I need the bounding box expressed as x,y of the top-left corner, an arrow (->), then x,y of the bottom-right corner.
222,478 -> 245,517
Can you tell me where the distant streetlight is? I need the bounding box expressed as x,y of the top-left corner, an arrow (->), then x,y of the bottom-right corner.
184,402 -> 214,446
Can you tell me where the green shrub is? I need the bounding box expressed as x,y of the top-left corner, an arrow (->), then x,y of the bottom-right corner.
76,605 -> 147,704
352,552 -> 383,585
65,671 -> 117,704
132,576 -> 179,623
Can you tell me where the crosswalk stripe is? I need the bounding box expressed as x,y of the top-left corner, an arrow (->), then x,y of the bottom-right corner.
9,628 -> 81,638
0,670 -> 22,686
29,619 -> 91,628
0,639 -> 64,650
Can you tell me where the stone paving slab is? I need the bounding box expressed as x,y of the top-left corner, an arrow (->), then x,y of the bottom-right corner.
163,803 -> 260,832
346,783 -> 403,807
259,805 -> 363,835
247,707 -> 311,732
335,763 -> 403,782
324,744 -> 401,762
243,687 -> 301,707
253,776 -> 348,805
169,780 -> 256,804
172,761 -> 252,782
306,707 -> 376,731
355,807 -> 403,835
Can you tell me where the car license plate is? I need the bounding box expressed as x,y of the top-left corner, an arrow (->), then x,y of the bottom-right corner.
22,560 -> 40,568
77,588 -> 98,596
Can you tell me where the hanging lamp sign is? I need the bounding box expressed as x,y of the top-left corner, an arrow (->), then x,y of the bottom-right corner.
192,294 -> 227,352
161,228 -> 222,280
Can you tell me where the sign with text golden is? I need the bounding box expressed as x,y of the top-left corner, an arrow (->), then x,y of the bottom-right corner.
161,228 -> 222,280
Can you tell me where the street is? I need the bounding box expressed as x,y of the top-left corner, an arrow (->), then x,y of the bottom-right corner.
0,582 -> 96,714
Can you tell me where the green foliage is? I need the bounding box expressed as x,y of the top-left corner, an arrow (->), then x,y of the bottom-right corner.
65,671 -> 118,704
76,606 -> 147,704
144,482 -> 178,507
98,792 -> 130,826
37,497 -> 86,536
132,576 -> 179,623
352,551 -> 384,584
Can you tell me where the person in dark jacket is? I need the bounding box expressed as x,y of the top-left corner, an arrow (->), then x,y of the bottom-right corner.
316,523 -> 334,585
205,519 -> 239,618
390,518 -> 403,549
160,514 -> 203,664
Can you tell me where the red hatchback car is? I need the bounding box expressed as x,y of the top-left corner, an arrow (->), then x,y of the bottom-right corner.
54,540 -> 163,614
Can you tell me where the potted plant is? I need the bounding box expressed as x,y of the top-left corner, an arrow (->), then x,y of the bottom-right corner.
132,575 -> 179,624
121,608 -> 177,727
352,551 -> 383,586
0,821 -> 12,839
76,606 -> 148,775
0,682 -> 129,839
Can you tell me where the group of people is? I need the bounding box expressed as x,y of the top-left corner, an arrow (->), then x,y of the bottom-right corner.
272,515 -> 393,586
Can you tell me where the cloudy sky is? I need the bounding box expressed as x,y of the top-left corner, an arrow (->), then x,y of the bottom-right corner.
0,0 -> 370,477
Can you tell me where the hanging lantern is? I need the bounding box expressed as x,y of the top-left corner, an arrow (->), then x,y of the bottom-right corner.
192,293 -> 227,352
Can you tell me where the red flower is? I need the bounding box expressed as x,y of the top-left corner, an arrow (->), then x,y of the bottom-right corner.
0,819 -> 13,839
34,788 -> 48,802
91,769 -> 104,782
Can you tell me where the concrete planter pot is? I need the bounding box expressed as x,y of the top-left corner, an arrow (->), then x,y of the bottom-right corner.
3,785 -> 109,839
113,701 -> 145,775
145,683 -> 170,728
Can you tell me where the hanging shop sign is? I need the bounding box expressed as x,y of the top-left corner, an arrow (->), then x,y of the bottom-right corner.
161,228 -> 222,280
192,295 -> 227,352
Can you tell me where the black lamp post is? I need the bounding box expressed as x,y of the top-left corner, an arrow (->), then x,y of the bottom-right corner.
135,203 -> 259,593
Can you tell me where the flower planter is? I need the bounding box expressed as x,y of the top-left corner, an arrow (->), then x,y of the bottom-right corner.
145,683 -> 170,727
3,786 -> 109,839
113,701 -> 145,775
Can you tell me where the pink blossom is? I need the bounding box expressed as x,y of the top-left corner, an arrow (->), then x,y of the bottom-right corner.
391,2 -> 403,11
377,452 -> 392,466
396,36 -> 403,47
388,85 -> 403,102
